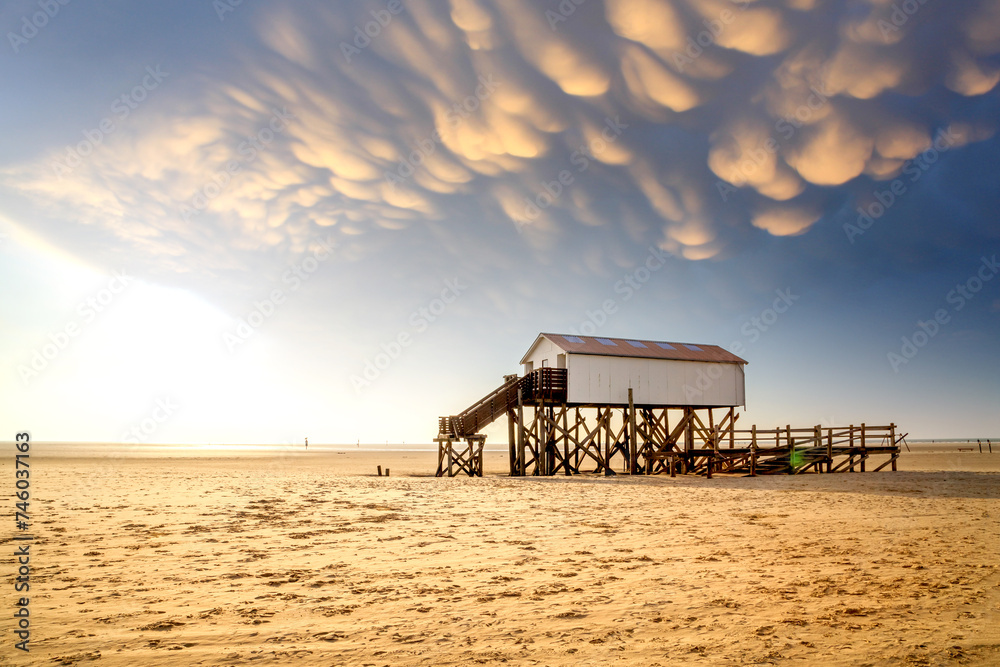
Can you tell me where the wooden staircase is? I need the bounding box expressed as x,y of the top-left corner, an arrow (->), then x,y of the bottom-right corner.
435,368 -> 567,476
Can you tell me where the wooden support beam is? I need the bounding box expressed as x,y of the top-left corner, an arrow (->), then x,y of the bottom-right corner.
562,407 -> 572,476
849,425 -> 855,473
827,427 -> 833,473
507,408 -> 516,477
436,440 -> 446,477
628,388 -> 637,474
860,422 -> 867,473
515,388 -> 524,477
889,422 -> 897,472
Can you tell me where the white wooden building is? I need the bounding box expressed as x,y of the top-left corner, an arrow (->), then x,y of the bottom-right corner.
519,333 -> 747,408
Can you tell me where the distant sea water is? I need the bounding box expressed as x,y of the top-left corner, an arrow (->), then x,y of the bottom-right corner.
905,439 -> 998,451
13,442 -> 515,457
9,440 -> 995,458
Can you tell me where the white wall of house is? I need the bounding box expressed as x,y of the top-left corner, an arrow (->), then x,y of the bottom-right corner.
521,336 -> 745,407
565,355 -> 745,407
522,336 -> 564,375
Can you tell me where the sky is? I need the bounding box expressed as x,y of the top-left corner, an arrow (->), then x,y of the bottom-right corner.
1,0 -> 998,446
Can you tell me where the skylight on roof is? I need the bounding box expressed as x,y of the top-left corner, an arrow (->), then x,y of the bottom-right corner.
595,338 -> 616,346
656,342 -> 676,350
562,335 -> 584,344
684,344 -> 703,352
626,340 -> 647,348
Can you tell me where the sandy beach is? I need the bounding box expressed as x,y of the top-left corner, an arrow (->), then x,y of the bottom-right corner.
4,446 -> 999,666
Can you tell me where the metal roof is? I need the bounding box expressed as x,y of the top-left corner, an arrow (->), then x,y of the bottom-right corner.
520,333 -> 748,365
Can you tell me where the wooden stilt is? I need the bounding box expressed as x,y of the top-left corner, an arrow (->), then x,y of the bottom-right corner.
507,408 -> 516,477
628,388 -> 637,474
890,423 -> 897,472
827,427 -> 833,473
849,425 -> 855,473
516,388 -> 524,476
860,423 -> 867,472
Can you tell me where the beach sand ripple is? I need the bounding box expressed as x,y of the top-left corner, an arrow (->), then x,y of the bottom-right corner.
6,450 -> 999,665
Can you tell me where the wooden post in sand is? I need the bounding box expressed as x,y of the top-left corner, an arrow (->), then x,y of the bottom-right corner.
377,465 -> 383,477
812,424 -> 822,474
786,424 -> 793,474
516,388 -> 525,476
827,427 -> 834,473
860,423 -> 867,472
684,408 -> 694,475
604,407 -> 614,477
562,408 -> 572,476
890,423 -> 897,472
628,389 -> 637,474
848,425 -> 855,472
538,401 -> 548,476
507,408 -> 516,476
750,425 -> 757,477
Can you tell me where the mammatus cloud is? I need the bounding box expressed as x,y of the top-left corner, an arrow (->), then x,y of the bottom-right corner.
2,0 -> 999,278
